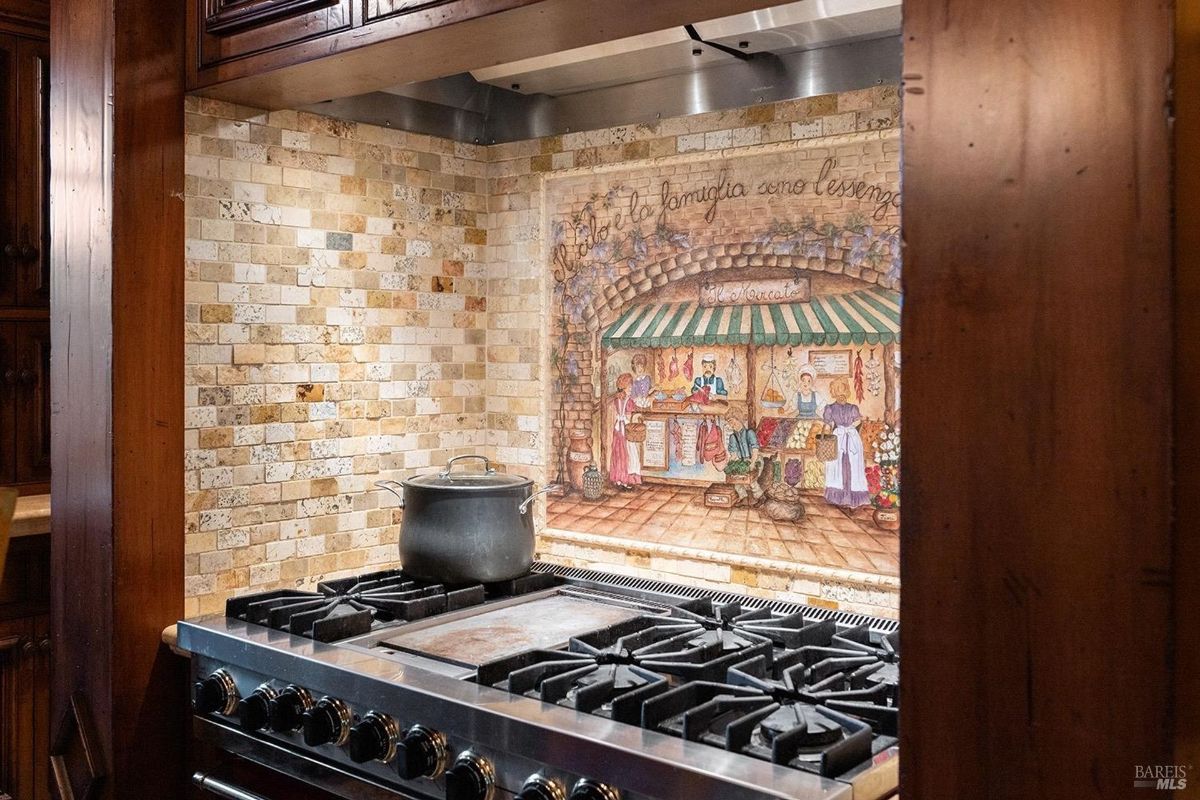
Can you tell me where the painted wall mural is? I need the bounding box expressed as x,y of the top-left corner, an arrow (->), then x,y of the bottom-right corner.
542,132 -> 902,576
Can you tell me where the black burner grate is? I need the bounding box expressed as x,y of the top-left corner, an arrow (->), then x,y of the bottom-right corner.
476,572 -> 900,780
226,568 -> 560,643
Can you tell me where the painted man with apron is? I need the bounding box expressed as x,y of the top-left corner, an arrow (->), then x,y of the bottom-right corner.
821,377 -> 870,507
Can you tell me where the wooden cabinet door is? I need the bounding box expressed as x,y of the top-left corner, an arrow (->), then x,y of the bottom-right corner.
0,616 -> 35,800
0,33 -> 47,311
0,321 -> 49,484
29,614 -> 49,800
11,36 -> 47,309
0,34 -> 16,311
0,327 -> 13,485
197,0 -> 352,68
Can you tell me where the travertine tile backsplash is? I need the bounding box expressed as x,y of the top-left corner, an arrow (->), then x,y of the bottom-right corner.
184,86 -> 901,618
184,98 -> 490,616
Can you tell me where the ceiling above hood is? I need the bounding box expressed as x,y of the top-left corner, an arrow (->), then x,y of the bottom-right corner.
305,0 -> 902,144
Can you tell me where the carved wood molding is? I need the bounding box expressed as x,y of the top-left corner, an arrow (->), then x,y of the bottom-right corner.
364,0 -> 448,23
206,0 -> 338,35
49,692 -> 105,800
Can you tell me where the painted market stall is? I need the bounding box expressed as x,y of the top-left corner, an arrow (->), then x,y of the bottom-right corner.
598,281 -> 899,512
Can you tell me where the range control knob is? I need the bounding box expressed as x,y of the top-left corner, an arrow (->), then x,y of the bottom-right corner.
445,751 -> 495,800
516,775 -> 567,800
348,712 -> 400,764
301,697 -> 352,747
268,685 -> 313,732
395,725 -> 448,780
237,684 -> 278,732
192,669 -> 239,716
568,780 -> 620,800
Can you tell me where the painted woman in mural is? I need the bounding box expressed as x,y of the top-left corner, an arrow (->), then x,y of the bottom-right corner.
822,377 -> 870,507
796,365 -> 823,419
609,372 -> 642,489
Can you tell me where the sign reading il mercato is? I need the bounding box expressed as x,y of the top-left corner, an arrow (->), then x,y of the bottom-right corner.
699,276 -> 811,307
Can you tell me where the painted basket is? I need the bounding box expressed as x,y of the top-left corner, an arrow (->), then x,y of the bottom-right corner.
814,434 -> 839,462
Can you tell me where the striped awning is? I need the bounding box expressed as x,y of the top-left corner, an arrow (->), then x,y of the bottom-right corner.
601,288 -> 901,348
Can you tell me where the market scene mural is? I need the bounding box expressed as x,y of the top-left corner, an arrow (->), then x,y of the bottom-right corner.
543,134 -> 902,576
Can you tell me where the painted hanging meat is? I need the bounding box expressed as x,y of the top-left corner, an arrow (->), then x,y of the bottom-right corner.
702,417 -> 729,469
683,349 -> 694,382
668,349 -> 680,380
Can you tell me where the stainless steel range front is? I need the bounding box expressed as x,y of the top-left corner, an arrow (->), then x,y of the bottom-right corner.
177,564 -> 899,800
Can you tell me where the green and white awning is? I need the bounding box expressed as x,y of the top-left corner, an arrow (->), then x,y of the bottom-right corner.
601,288 -> 901,348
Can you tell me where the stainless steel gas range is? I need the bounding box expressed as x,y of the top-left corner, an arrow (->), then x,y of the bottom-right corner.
177,564 -> 899,800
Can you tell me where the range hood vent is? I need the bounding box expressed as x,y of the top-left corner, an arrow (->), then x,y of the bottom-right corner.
305,0 -> 901,144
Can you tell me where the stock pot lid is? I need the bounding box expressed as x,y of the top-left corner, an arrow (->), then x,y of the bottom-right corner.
405,471 -> 533,491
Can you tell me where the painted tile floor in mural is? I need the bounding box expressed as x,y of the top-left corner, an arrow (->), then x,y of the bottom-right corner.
546,486 -> 899,577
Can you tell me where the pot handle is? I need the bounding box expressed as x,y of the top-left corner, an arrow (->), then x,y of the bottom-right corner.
374,480 -> 406,508
519,484 -> 561,515
439,454 -> 496,479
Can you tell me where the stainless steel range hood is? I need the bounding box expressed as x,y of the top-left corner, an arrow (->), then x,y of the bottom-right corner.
304,0 -> 902,143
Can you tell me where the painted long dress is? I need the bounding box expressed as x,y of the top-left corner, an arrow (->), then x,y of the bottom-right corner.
609,394 -> 642,486
822,402 -> 870,507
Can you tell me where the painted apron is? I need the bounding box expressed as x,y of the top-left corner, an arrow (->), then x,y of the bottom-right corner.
609,395 -> 642,485
823,402 -> 870,507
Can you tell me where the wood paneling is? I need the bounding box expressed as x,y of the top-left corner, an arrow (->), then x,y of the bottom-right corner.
12,36 -> 48,309
0,33 -> 48,311
1175,0 -> 1200,782
900,2 -> 1174,799
206,0 -> 342,35
0,24 -> 50,496
190,0 -> 783,108
0,547 -> 48,800
0,1 -> 47,39
0,616 -> 37,800
51,0 -> 186,798
197,0 -> 351,70
3,320 -> 50,486
365,0 -> 445,22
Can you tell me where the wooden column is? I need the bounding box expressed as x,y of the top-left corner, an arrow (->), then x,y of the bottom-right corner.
1174,0 -> 1200,778
901,2 -> 1174,799
49,0 -> 185,798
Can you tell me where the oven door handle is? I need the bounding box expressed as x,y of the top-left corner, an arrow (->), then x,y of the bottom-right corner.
192,772 -> 272,800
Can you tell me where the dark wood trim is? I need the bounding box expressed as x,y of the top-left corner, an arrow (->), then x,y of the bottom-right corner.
1174,0 -> 1199,779
189,0 -> 783,108
48,692 -> 105,800
0,1 -> 49,37
50,0 -> 187,798
900,2 -> 1174,798
206,0 -> 340,35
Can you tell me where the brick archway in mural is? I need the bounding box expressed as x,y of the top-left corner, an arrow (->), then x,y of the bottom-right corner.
577,237 -> 898,333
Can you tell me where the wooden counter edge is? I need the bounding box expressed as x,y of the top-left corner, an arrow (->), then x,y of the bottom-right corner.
10,493 -> 50,538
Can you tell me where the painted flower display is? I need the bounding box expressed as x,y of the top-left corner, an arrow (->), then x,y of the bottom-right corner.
874,425 -> 900,466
